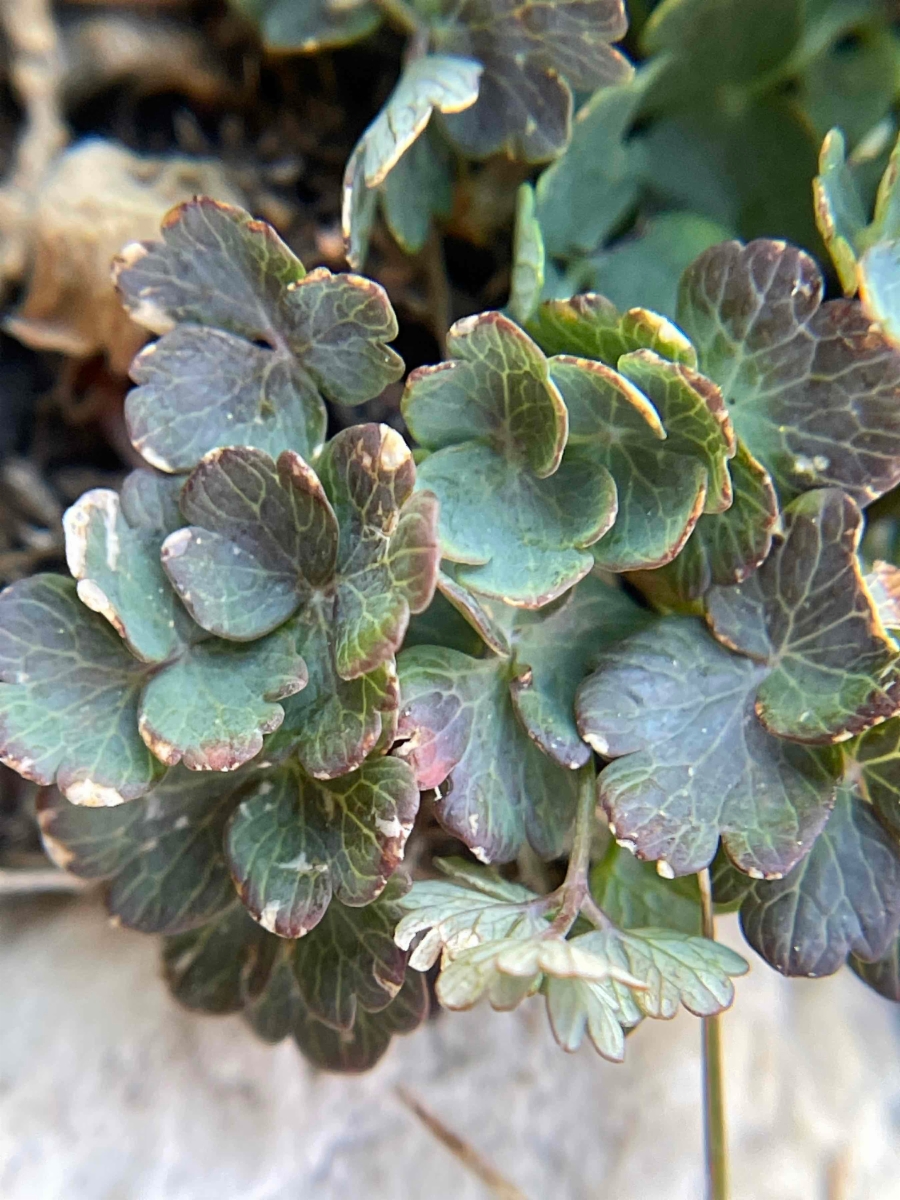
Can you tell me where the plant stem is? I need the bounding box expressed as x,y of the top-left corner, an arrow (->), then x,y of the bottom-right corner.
545,763 -> 596,937
698,868 -> 729,1200
422,227 -> 451,356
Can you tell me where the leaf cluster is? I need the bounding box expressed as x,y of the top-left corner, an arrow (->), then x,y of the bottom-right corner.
11,130 -> 900,1077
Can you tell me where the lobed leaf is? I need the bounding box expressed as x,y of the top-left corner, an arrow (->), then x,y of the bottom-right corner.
717,783 -> 900,978
246,948 -> 428,1072
231,0 -> 381,52
163,425 -> 438,678
534,64 -> 659,258
0,575 -> 163,806
225,757 -> 418,938
590,842 -> 702,936
396,644 -> 579,861
433,0 -> 632,162
527,292 -> 697,369
290,882 -> 411,1028
597,928 -> 748,1019
706,489 -> 900,743
678,238 -> 900,505
163,902 -> 278,1014
63,472 -> 189,663
550,350 -> 734,572
137,621 -> 307,771
38,766 -> 247,933
115,199 -> 402,472
576,617 -> 841,878
507,573 -> 651,768
395,870 -> 546,970
358,55 -> 481,189
640,440 -> 778,602
405,312 -> 616,606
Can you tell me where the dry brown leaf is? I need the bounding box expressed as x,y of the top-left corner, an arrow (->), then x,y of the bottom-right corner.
3,140 -> 243,374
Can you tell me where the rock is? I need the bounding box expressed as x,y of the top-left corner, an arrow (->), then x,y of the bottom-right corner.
1,895 -> 899,1199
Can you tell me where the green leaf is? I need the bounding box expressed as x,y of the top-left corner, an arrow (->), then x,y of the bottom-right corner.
357,55 -> 481,189
859,239 -> 900,350
115,199 -> 403,472
340,56 -> 479,269
576,617 -> 841,878
246,948 -> 428,1072
850,937 -> 900,1001
573,212 -> 733,322
137,620 -> 307,771
678,238 -> 900,505
433,570 -> 649,761
534,64 -> 659,258
638,440 -> 778,602
798,13 -> 899,148
396,644 -> 579,861
163,426 -> 438,675
542,973 -> 630,1061
225,757 -> 419,937
707,489 -> 900,743
290,882 -> 411,1027
264,605 -> 400,778
63,472 -> 190,663
507,573 -> 652,768
0,575 -> 163,806
230,0 -> 380,51
592,927 -> 748,1018
508,183 -> 544,326
405,312 -> 616,606
717,783 -> 900,977
433,0 -> 632,162
163,902 -> 278,1014
380,126 -> 454,256
162,445 -> 337,642
37,765 -> 247,933
526,292 -> 697,369
434,931 -> 644,1011
590,842 -> 702,935
549,349 -> 734,571
813,127 -> 868,295
395,869 -> 547,969
641,0 -> 801,110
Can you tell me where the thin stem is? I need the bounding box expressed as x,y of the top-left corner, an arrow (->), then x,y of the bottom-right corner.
372,0 -> 424,37
545,763 -> 596,937
422,227 -> 451,356
698,868 -> 729,1200
396,1086 -> 528,1200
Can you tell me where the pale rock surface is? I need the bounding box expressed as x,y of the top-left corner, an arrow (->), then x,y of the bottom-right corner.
1,894 -> 899,1200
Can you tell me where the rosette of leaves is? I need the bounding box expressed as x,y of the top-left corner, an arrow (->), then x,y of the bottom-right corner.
395,573 -> 649,861
159,422 -> 438,779
395,858 -> 747,1062
814,128 -> 900,352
